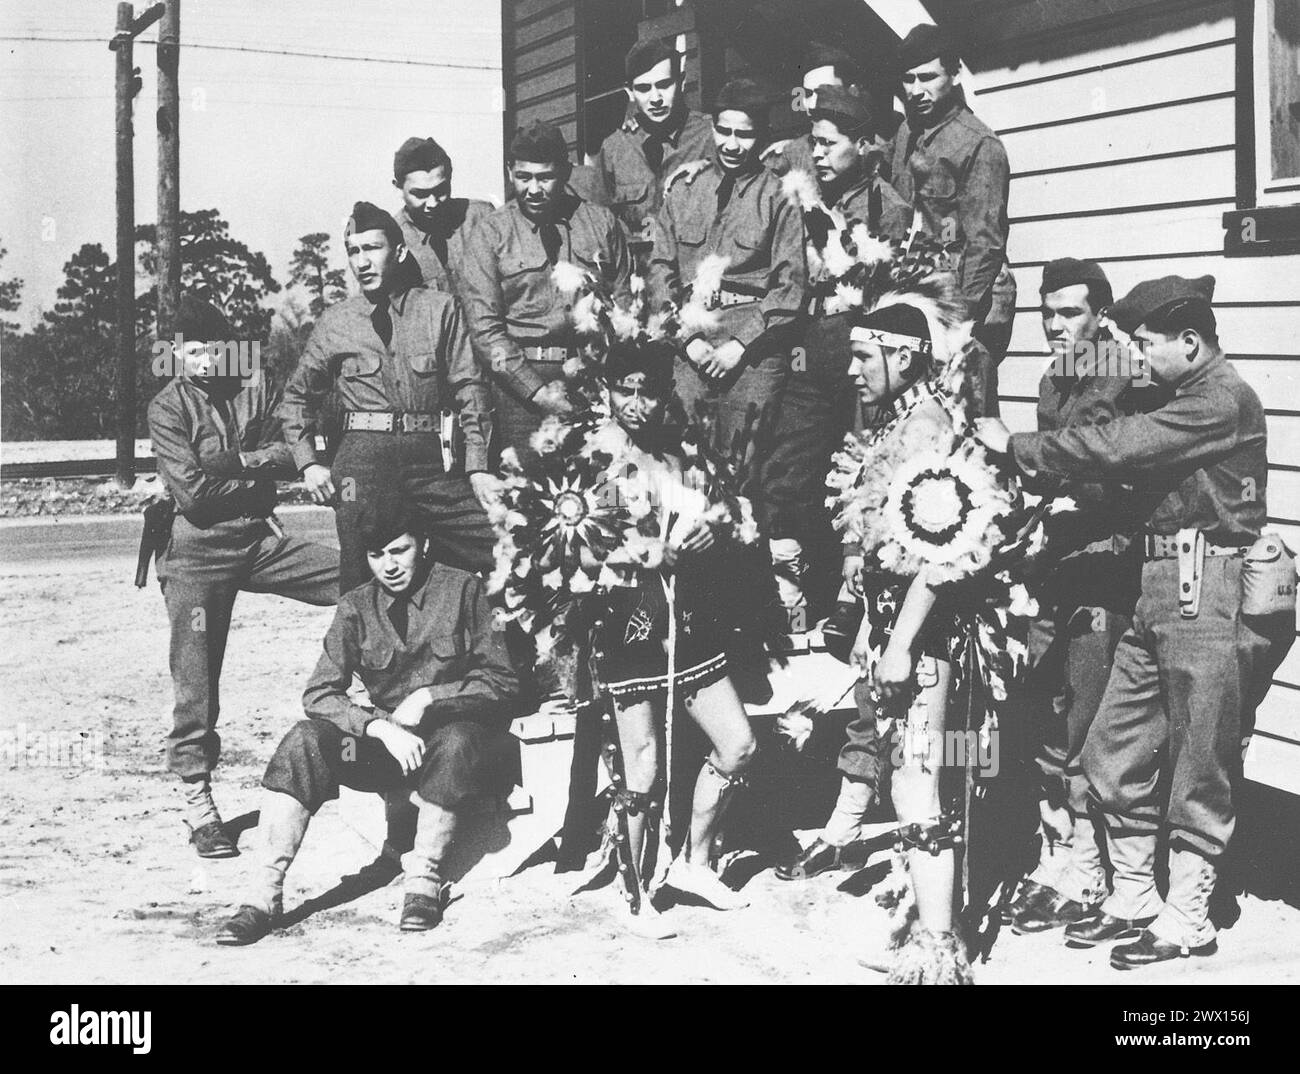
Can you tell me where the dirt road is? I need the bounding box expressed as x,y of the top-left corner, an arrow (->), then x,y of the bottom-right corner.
2,517 -> 1297,984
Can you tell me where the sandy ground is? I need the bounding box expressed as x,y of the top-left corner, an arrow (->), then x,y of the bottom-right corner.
2,518 -> 1299,985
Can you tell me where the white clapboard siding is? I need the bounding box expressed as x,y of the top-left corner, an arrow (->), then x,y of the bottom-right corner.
998,97 -> 1236,175
1011,202 -> 1234,263
1010,150 -> 1235,219
977,42 -> 1235,135
969,1 -> 1300,791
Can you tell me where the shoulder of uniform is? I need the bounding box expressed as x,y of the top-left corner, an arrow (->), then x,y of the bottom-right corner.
409,284 -> 456,312
955,108 -> 1003,144
429,560 -> 480,592
317,295 -> 369,325
575,198 -> 620,228
147,380 -> 181,415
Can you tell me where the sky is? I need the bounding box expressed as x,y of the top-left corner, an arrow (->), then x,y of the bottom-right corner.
0,0 -> 504,328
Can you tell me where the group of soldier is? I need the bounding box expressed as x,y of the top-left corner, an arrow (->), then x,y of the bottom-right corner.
143,21 -> 1290,971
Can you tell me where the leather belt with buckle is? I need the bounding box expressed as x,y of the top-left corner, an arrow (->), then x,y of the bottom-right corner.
706,287 -> 761,311
344,410 -> 437,434
1143,533 -> 1248,560
522,345 -> 576,363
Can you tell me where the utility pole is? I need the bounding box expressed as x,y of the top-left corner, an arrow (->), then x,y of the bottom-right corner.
156,1 -> 180,344
109,1 -> 164,489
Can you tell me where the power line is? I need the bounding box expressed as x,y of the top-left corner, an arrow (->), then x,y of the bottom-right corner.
0,34 -> 500,70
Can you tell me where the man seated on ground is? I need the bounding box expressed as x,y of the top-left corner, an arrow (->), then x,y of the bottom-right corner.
216,504 -> 520,944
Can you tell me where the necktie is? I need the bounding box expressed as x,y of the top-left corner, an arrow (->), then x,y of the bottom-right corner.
643,132 -> 664,173
539,222 -> 563,266
388,595 -> 408,642
429,229 -> 449,271
716,172 -> 738,214
371,302 -> 393,348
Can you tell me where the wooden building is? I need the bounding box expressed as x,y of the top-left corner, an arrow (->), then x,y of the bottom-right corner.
499,0 -> 1300,795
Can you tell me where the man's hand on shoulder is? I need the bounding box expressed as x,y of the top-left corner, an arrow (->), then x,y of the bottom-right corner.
664,158 -> 710,191
974,417 -> 1011,455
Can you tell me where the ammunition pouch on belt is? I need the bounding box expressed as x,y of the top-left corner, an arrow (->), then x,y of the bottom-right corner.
1242,530 -> 1298,617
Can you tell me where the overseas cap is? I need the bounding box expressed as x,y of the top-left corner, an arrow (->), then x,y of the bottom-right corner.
625,40 -> 678,82
509,120 -> 570,166
1109,275 -> 1216,334
811,85 -> 877,137
175,295 -> 233,342
712,78 -> 770,125
393,136 -> 452,181
1040,257 -> 1113,306
898,22 -> 959,72
803,43 -> 857,80
346,201 -> 404,249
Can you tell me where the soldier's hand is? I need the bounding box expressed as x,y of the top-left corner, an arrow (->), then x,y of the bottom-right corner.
468,471 -> 502,510
685,338 -> 714,367
532,381 -> 574,417
302,464 -> 336,504
974,417 -> 1011,455
701,339 -> 744,378
664,158 -> 710,190
843,554 -> 865,597
759,139 -> 791,162
391,687 -> 432,730
370,720 -> 426,776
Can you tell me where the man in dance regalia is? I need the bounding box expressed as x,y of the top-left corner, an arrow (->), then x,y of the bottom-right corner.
790,231 -> 1040,982
487,257 -> 768,937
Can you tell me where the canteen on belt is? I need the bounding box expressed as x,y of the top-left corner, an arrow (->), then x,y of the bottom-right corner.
1241,529 -> 1297,617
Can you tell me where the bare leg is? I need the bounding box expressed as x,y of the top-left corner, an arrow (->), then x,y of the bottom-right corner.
611,698 -> 659,873
890,658 -> 954,933
682,675 -> 757,863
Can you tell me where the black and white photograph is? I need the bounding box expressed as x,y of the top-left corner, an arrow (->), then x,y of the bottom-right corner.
1,0 -> 1298,1016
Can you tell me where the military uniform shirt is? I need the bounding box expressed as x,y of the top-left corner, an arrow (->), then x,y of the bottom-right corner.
303,563 -> 518,738
149,372 -> 295,527
647,160 -> 808,348
459,191 -> 631,402
398,199 -> 494,299
889,88 -> 1010,319
278,285 -> 492,473
595,109 -> 715,247
1012,352 -> 1267,545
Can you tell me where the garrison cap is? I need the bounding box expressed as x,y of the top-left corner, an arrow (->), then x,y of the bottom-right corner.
393,136 -> 452,181
346,201 -> 404,249
1040,258 -> 1113,305
1109,275 -> 1216,335
898,22 -> 959,72
175,295 -> 233,342
711,78 -> 770,125
625,40 -> 678,82
811,85 -> 877,137
509,120 -> 570,167
803,43 -> 858,81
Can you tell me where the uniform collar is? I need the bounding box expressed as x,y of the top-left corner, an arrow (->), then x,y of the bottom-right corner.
511,189 -> 580,231
909,85 -> 967,136
378,563 -> 433,611
636,104 -> 687,145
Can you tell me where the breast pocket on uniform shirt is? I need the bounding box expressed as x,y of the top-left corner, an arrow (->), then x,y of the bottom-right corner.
729,226 -> 768,271
916,170 -> 959,236
423,631 -> 464,679
336,351 -> 382,381
360,638 -> 396,673
499,251 -> 551,313
406,350 -> 439,378
674,219 -> 707,252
